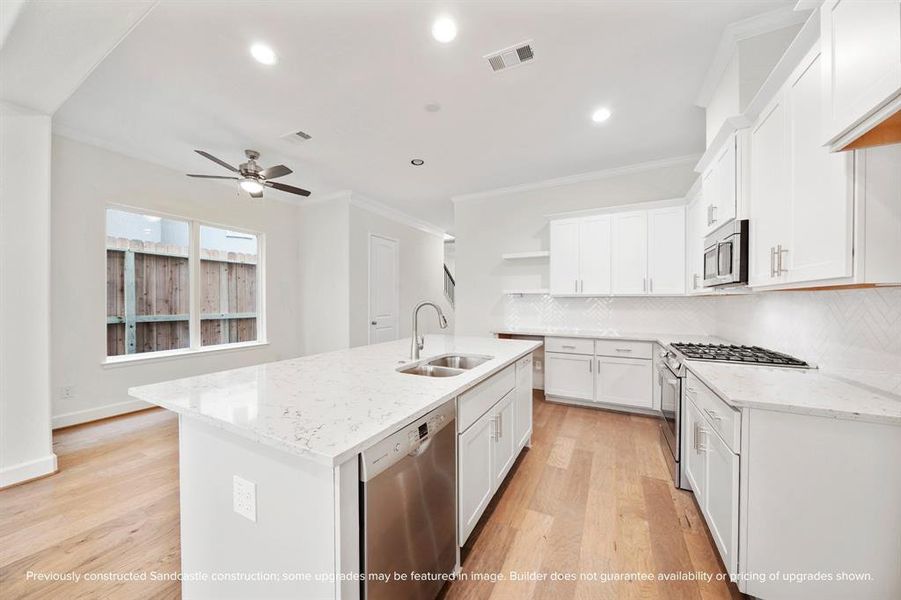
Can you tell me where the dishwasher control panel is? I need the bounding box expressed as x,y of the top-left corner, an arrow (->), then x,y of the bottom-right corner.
359,399 -> 455,482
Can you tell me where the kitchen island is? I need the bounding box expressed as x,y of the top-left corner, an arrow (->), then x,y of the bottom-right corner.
129,335 -> 541,600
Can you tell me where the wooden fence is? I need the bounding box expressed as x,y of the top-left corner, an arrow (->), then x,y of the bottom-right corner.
106,237 -> 257,355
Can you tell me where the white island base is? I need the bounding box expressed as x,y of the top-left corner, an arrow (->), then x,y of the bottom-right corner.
178,417 -> 363,599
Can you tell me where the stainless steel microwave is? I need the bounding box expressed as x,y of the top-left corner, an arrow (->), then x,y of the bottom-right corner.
703,219 -> 749,288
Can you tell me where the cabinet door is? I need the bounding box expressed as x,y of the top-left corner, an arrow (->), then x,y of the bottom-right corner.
686,192 -> 706,294
544,352 -> 594,400
822,0 -> 901,145
514,356 -> 533,450
714,137 -> 737,227
647,206 -> 685,295
611,211 -> 648,295
492,392 -> 517,489
787,50 -> 853,283
579,215 -> 612,295
595,356 -> 652,409
704,425 -> 740,575
550,220 -> 580,295
458,411 -> 494,544
683,399 -> 707,495
749,99 -> 791,286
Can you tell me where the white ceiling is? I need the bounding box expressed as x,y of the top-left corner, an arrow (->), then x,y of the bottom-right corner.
51,1 -> 793,231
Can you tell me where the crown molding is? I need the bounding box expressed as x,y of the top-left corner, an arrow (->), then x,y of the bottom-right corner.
451,154 -> 701,204
695,5 -> 812,108
348,193 -> 446,238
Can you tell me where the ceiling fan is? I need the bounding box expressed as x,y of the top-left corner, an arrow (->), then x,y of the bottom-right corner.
186,149 -> 311,198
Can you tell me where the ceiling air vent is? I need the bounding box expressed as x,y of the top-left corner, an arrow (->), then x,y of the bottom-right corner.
484,40 -> 535,72
281,129 -> 312,144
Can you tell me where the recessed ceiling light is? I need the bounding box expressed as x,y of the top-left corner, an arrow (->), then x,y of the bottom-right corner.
592,107 -> 612,123
431,16 -> 457,43
411,159 -> 425,166
250,43 -> 278,65
424,103 -> 442,113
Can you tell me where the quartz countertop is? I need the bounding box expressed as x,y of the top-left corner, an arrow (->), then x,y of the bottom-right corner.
685,361 -> 901,426
493,326 -> 900,426
128,335 -> 541,466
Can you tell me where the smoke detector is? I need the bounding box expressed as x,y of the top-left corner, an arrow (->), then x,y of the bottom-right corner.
484,40 -> 535,72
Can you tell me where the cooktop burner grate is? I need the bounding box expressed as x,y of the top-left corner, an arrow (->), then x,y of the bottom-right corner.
670,343 -> 809,367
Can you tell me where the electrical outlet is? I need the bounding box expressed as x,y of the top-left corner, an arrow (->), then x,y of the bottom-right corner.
232,475 -> 256,522
60,386 -> 76,400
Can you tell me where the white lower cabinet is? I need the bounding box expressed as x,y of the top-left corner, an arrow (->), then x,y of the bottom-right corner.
544,352 -> 594,401
703,422 -> 740,575
684,378 -> 740,576
458,357 -> 533,545
491,392 -> 516,490
514,355 -> 533,449
595,356 -> 653,409
458,409 -> 494,544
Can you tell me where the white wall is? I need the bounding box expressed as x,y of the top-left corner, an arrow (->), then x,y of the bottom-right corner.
298,197 -> 351,355
50,135 -> 304,427
348,201 -> 452,348
453,158 -> 699,336
0,103 -> 56,486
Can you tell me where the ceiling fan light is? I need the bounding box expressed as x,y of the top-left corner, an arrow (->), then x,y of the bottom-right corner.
239,178 -> 264,194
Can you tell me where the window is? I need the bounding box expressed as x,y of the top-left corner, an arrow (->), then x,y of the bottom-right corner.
106,208 -> 262,358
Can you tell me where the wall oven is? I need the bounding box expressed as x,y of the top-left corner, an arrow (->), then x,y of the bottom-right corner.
703,219 -> 749,288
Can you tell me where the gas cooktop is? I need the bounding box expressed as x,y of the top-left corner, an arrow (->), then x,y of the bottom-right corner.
670,343 -> 810,368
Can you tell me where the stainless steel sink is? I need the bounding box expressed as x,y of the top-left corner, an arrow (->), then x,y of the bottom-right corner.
398,364 -> 465,377
426,354 -> 493,370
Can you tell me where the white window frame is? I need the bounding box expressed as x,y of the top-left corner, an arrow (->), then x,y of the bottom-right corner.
103,204 -> 267,366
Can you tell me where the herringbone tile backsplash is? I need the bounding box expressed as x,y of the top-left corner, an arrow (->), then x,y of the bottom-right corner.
503,287 -> 901,395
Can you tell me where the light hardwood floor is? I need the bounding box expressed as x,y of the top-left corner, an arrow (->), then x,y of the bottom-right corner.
0,393 -> 742,599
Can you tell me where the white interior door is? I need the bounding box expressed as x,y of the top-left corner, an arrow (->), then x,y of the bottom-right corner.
368,234 -> 399,344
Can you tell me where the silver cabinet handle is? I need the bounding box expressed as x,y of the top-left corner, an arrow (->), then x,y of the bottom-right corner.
561,344 -> 576,349
776,244 -> 788,275
770,246 -> 776,277
649,278 -> 654,293
692,273 -> 699,289
580,279 -> 584,293
574,280 -> 578,293
588,359 -> 592,373
615,348 -> 633,353
698,427 -> 708,453
496,412 -> 502,439
711,205 -> 718,224
642,278 -> 647,292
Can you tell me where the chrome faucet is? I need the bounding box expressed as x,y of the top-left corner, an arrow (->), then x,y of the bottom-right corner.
410,301 -> 448,360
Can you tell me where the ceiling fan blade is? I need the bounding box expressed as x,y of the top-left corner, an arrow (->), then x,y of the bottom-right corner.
259,164 -> 292,180
186,174 -> 239,180
250,191 -> 264,199
265,181 -> 311,197
195,150 -> 238,172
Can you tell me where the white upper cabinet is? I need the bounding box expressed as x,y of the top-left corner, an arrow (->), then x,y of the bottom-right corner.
685,184 -> 706,294
549,216 -> 612,296
611,211 -> 648,295
750,45 -> 853,288
821,0 -> 901,149
647,206 -> 686,295
549,220 -> 581,295
579,215 -> 612,295
786,49 -> 852,282
749,98 -> 791,287
702,132 -> 741,236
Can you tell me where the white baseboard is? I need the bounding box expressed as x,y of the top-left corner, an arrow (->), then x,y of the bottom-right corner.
0,453 -> 58,488
52,399 -> 152,429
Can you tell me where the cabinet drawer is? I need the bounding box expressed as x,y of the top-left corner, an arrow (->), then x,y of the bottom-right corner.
545,337 -> 594,355
458,365 -> 515,433
686,372 -> 741,453
595,339 -> 652,359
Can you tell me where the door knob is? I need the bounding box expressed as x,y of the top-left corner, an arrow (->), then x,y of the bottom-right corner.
371,321 -> 377,325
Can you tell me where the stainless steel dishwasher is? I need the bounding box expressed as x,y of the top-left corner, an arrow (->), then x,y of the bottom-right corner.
360,398 -> 456,600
